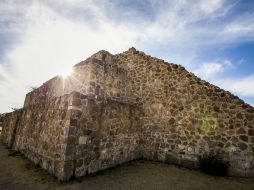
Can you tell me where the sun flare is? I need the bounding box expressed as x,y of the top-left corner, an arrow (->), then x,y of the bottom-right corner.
59,67 -> 73,78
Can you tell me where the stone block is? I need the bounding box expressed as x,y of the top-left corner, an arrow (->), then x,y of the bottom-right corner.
248,129 -> 254,136
180,158 -> 197,169
238,142 -> 248,150
79,136 -> 88,145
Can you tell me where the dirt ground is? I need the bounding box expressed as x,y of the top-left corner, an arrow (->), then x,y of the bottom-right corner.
0,142 -> 253,190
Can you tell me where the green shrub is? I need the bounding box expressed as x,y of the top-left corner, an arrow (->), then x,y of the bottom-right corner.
199,153 -> 229,176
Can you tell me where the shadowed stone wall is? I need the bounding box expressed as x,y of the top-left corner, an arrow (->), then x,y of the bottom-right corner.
2,93 -> 76,180
0,114 -> 3,135
1,48 -> 254,180
66,92 -> 142,178
1,110 -> 23,148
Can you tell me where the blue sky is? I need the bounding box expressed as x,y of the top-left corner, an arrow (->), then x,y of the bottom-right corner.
0,0 -> 254,112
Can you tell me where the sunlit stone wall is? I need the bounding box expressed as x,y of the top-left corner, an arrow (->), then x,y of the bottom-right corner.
1,47 -> 254,179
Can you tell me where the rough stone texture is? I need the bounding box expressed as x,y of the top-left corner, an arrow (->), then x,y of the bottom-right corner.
68,93 -> 142,178
1,94 -> 76,180
0,113 -> 4,135
1,47 -> 254,180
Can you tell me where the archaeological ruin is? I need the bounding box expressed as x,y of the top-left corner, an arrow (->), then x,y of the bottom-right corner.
1,47 -> 254,180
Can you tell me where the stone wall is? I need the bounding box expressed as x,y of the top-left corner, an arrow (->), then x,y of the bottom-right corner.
115,48 -> 254,176
1,47 -> 254,180
63,92 -> 143,178
1,91 -> 144,180
1,110 -> 23,148
3,93 -> 80,180
0,114 -> 2,135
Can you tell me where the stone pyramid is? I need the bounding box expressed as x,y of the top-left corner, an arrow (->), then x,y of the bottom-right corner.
1,48 -> 253,180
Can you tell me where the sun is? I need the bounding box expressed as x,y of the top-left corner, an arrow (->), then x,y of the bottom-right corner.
59,67 -> 73,78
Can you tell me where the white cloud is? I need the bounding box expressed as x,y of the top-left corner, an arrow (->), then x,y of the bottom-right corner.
194,63 -> 224,79
43,0 -> 247,47
135,0 -> 240,46
192,59 -> 254,102
219,19 -> 254,43
193,59 -> 233,80
215,75 -> 254,97
192,59 -> 254,104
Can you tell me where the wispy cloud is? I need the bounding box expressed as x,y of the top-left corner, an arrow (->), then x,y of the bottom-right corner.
220,13 -> 254,42
215,75 -> 254,97
192,57 -> 254,101
193,59 -> 234,80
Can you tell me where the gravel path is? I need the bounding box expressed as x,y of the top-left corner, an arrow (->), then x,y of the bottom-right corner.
0,142 -> 253,190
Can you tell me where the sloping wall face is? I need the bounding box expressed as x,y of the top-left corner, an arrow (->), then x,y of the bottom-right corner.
107,48 -> 254,176
1,48 -> 254,179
